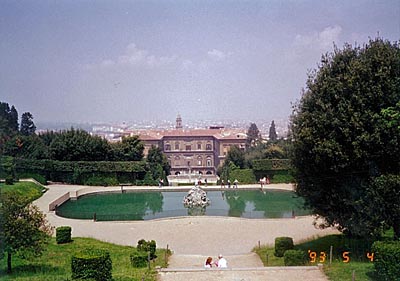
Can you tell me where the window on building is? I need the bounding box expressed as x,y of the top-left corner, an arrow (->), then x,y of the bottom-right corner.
197,143 -> 202,150
206,158 -> 212,167
175,156 -> 180,166
175,142 -> 179,150
197,156 -> 202,166
165,144 -> 171,151
206,143 -> 212,150
186,145 -> 191,151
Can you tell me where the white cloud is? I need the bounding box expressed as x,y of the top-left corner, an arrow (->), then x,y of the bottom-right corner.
207,49 -> 232,61
96,43 -> 176,68
181,59 -> 194,70
318,26 -> 342,49
294,25 -> 342,50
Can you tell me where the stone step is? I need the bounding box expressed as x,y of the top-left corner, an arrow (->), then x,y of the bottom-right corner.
158,266 -> 328,281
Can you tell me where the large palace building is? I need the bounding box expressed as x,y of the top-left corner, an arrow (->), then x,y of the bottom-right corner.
128,115 -> 247,178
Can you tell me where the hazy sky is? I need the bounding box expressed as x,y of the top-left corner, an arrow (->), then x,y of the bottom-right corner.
1,0 -> 399,124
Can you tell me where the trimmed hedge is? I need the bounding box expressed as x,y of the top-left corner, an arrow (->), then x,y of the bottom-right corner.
130,250 -> 148,268
252,159 -> 291,171
71,248 -> 112,280
284,249 -> 307,266
1,156 -> 148,185
56,226 -> 72,244
16,172 -> 47,185
137,239 -> 157,259
371,241 -> 400,281
275,237 -> 294,257
229,169 -> 256,184
252,159 -> 293,183
84,176 -> 119,187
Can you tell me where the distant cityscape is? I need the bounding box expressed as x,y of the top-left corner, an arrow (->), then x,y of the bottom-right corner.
37,117 -> 290,142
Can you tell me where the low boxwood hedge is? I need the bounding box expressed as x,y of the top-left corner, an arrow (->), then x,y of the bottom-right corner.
71,248 -> 112,280
56,226 -> 72,244
284,249 -> 307,266
275,237 -> 294,257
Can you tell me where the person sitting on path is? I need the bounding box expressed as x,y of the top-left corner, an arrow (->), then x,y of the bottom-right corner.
204,257 -> 213,268
216,254 -> 227,268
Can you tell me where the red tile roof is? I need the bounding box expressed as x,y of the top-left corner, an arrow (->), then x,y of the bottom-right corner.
127,128 -> 247,141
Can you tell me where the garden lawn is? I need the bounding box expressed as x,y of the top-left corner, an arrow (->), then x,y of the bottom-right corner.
0,181 -> 45,201
0,237 -> 169,281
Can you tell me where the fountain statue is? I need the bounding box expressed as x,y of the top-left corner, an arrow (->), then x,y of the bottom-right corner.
183,186 -> 211,208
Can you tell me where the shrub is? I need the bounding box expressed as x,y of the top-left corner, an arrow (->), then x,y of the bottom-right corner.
284,249 -> 307,266
371,241 -> 400,281
275,237 -> 294,257
71,248 -> 112,280
130,250 -> 148,268
56,226 -> 72,244
137,239 -> 157,259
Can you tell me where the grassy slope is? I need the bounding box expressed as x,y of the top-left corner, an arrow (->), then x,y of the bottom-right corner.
1,182 -> 169,280
254,234 -> 378,281
0,181 -> 44,201
0,237 -> 169,281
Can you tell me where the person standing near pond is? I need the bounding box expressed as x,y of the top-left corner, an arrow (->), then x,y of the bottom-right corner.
227,179 -> 231,188
234,179 -> 238,188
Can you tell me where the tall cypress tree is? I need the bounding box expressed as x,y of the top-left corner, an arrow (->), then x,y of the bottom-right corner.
268,120 -> 278,141
246,123 -> 260,149
9,106 -> 19,132
20,112 -> 36,136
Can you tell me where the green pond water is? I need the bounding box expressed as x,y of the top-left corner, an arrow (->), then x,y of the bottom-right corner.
56,189 -> 311,221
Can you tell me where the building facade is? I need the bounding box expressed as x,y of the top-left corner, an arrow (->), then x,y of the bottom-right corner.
131,116 -> 247,177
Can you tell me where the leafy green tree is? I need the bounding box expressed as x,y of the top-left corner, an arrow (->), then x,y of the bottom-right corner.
49,128 -> 111,161
225,145 -> 245,169
381,101 -> 400,129
20,112 -> 36,136
3,135 -> 49,159
268,120 -> 278,141
110,136 -> 144,161
1,193 -> 53,273
244,145 -> 266,168
291,38 -> 400,238
146,145 -> 170,180
246,123 -> 261,149
364,175 -> 400,240
264,144 -> 285,159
